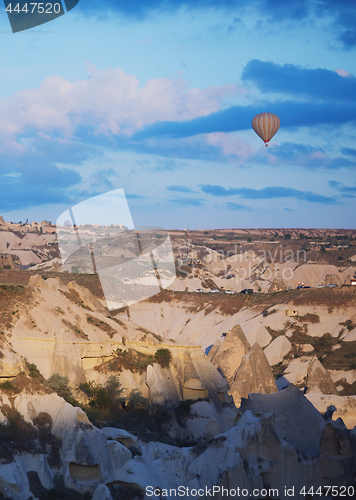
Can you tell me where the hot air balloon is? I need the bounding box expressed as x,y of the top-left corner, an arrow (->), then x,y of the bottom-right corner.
252,112 -> 280,147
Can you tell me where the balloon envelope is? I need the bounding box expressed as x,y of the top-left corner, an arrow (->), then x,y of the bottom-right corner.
252,113 -> 280,146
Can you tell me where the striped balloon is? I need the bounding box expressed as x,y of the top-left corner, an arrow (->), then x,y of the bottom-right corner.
252,113 -> 280,147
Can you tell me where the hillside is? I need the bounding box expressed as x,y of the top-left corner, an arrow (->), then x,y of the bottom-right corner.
1,230 -> 356,498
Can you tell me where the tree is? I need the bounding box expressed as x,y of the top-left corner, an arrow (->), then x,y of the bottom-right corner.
79,375 -> 123,411
46,374 -> 72,402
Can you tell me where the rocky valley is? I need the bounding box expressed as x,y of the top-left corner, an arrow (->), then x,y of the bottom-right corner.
0,226 -> 356,499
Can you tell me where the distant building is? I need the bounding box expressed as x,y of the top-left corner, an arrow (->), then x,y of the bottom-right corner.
41,225 -> 56,234
284,309 -> 298,317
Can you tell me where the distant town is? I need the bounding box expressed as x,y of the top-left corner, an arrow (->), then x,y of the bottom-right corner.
0,215 -> 56,234
0,216 -> 127,234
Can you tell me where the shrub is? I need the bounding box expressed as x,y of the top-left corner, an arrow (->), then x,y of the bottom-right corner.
107,347 -> 172,373
79,375 -> 123,411
297,313 -> 320,323
127,389 -> 147,409
26,361 -> 44,380
46,374 -> 73,403
262,309 -> 277,317
154,348 -> 172,369
0,380 -> 20,394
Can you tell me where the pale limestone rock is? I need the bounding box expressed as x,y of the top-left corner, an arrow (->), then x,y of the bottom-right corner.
101,427 -> 139,448
229,343 -> 277,406
264,335 -> 292,366
0,461 -> 30,500
0,453 -> 55,500
341,328 -> 356,342
320,418 -> 353,457
92,484 -> 113,500
0,349 -> 23,377
50,260 -> 62,273
279,356 -> 312,387
146,363 -> 180,407
330,369 -> 356,385
190,349 -> 229,404
244,322 -> 272,348
240,384 -> 325,457
187,436 -> 251,491
2,391 -> 356,500
68,280 -> 107,314
28,273 -> 67,292
306,357 -> 338,395
306,393 -> 356,429
300,343 -> 314,353
107,440 -> 132,469
220,409 -> 353,500
208,325 -> 251,384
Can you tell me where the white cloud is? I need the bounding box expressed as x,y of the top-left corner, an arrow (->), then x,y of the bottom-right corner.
0,64 -> 245,145
206,132 -> 256,163
335,68 -> 352,77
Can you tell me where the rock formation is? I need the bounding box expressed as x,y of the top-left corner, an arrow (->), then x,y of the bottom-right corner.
264,335 -> 292,366
208,325 -> 251,385
239,384 -> 326,457
306,356 -> 339,395
229,343 -> 277,406
1,390 -> 354,500
306,393 -> 356,429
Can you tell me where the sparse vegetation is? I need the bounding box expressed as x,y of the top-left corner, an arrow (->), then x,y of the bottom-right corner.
46,373 -> 78,405
0,380 -> 20,394
79,375 -> 123,411
107,315 -> 127,329
154,348 -> 172,369
26,361 -> 44,381
297,313 -> 320,323
61,318 -> 89,340
86,315 -> 117,338
262,308 -> 277,317
0,407 -> 62,468
106,347 -> 172,373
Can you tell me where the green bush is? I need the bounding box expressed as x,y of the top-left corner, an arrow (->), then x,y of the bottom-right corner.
26,361 -> 44,380
79,375 -> 123,411
108,347 -> 172,373
154,348 -> 172,369
46,374 -> 77,405
127,389 -> 148,409
0,380 -> 20,394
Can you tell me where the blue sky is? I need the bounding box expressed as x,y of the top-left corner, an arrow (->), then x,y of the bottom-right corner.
0,0 -> 356,229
